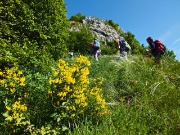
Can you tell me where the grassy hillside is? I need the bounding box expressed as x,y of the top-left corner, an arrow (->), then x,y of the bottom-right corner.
67,54 -> 180,135
0,51 -> 179,134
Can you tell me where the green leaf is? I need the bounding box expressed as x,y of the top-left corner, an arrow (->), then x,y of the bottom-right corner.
62,125 -> 69,131
2,112 -> 8,118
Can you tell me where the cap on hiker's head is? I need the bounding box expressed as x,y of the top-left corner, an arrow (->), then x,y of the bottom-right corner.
146,37 -> 153,42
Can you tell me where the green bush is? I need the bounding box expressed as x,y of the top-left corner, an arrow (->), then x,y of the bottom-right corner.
0,56 -> 109,134
68,26 -> 94,55
100,41 -> 118,55
105,20 -> 119,32
69,13 -> 86,23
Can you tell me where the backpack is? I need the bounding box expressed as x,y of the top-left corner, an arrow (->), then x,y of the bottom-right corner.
94,39 -> 100,47
120,39 -> 131,51
154,40 -> 166,55
91,42 -> 94,47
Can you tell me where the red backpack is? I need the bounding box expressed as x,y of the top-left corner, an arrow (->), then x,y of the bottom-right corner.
154,40 -> 166,54
91,42 -> 94,47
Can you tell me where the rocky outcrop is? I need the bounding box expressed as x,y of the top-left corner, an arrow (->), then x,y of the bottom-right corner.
83,16 -> 124,42
70,16 -> 124,42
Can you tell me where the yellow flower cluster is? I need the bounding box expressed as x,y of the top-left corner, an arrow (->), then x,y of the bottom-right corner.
88,78 -> 108,116
73,55 -> 91,67
13,101 -> 27,111
49,59 -> 76,85
0,67 -> 29,129
5,100 -> 27,124
48,56 -> 108,118
0,67 -> 26,93
48,56 -> 91,114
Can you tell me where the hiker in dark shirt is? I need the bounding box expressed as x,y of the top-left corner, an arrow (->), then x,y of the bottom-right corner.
114,37 -> 131,59
146,37 -> 156,57
146,36 -> 166,62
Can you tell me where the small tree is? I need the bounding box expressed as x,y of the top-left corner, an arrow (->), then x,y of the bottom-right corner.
69,13 -> 86,23
105,20 -> 119,32
68,26 -> 94,55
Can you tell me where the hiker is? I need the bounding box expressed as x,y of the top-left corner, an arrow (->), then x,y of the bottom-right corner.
146,37 -> 166,62
119,37 -> 131,57
115,37 -> 131,59
92,38 -> 101,61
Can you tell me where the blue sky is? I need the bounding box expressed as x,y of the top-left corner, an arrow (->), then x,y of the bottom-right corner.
65,0 -> 180,60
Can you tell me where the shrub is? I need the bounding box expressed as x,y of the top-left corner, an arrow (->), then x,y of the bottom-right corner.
105,20 -> 119,32
101,41 -> 118,55
69,13 -> 86,23
68,26 -> 94,55
0,56 -> 108,134
47,56 -> 108,126
0,67 -> 30,134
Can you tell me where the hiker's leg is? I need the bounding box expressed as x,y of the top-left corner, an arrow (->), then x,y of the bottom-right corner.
121,51 -> 126,57
94,51 -> 98,61
92,48 -> 96,58
97,49 -> 101,57
93,47 -> 98,61
157,54 -> 161,62
124,51 -> 128,59
154,53 -> 161,63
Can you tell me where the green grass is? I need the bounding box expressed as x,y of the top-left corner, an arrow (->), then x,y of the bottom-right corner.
0,53 -> 179,134
68,54 -> 180,135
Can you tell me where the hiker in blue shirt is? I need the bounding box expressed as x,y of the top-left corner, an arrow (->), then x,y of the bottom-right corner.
92,38 -> 101,61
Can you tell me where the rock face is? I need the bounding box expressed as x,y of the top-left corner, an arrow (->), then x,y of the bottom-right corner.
70,16 -> 125,42
83,16 -> 123,42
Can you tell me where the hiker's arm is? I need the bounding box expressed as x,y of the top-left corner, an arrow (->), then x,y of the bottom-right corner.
146,46 -> 152,52
146,49 -> 150,52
